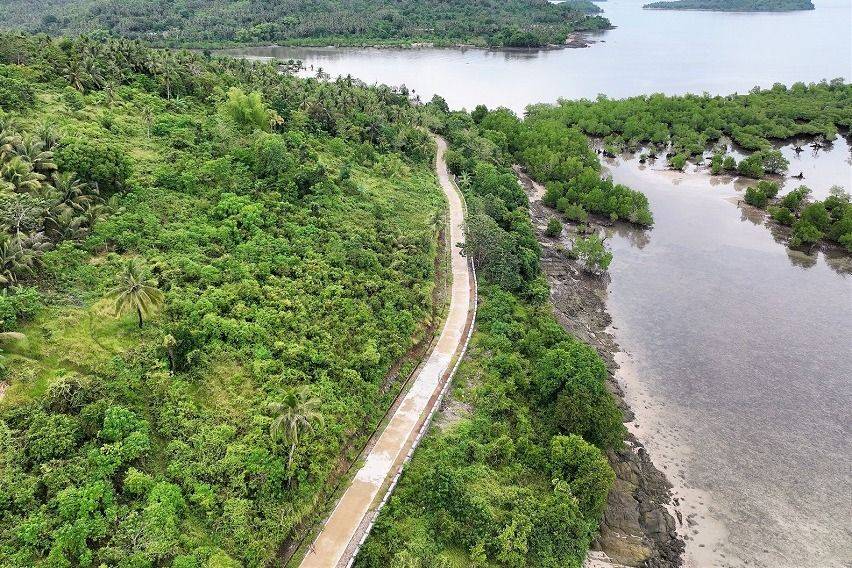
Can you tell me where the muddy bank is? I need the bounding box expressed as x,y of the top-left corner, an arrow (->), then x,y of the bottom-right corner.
516,168 -> 685,568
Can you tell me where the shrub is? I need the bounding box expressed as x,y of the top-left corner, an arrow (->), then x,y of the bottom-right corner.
800,202 -> 831,231
545,217 -> 562,237
55,137 -> 132,195
0,286 -> 42,330
550,434 -> 614,520
62,86 -> 85,110
570,235 -> 612,274
744,186 -> 768,208
710,153 -> 724,174
669,153 -> 687,170
737,154 -> 764,178
780,186 -> 810,211
768,206 -> 795,226
789,220 -> 822,249
756,149 -> 788,174
0,77 -> 35,110
562,203 -> 588,223
755,180 -> 780,199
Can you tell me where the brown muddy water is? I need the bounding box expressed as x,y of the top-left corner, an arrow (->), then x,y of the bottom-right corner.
601,142 -> 852,567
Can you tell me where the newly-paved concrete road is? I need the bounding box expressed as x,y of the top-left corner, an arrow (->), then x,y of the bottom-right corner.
300,136 -> 473,568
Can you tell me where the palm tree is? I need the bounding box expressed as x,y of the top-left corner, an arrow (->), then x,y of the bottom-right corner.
52,172 -> 96,214
0,235 -> 38,285
1,156 -> 45,193
106,258 -> 164,328
63,60 -> 89,92
268,385 -> 324,483
13,136 -> 57,176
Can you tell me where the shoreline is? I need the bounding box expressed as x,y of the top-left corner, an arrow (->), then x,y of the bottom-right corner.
209,30 -> 609,54
516,168 -> 685,567
642,6 -> 814,11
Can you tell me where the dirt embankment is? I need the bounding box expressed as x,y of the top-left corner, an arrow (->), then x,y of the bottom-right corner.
516,167 -> 685,568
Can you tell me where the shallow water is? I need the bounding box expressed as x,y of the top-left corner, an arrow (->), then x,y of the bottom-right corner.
224,2 -> 852,565
602,152 -> 852,567
222,0 -> 852,114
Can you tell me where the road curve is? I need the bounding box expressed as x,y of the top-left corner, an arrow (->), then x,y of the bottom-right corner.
300,135 -> 475,568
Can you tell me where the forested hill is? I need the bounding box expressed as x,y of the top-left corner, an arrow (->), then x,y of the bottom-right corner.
0,32 -> 448,565
0,0 -> 610,48
643,0 -> 814,11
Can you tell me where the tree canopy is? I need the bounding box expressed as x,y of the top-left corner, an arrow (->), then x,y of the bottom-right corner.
0,0 -> 609,48
0,32 -> 445,566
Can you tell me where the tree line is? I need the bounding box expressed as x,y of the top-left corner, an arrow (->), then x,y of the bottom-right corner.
644,0 -> 814,11
0,0 -> 609,49
526,81 -> 851,179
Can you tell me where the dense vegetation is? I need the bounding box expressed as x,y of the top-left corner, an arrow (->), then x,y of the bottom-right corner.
745,181 -> 852,251
525,81 -> 852,179
644,0 -> 814,11
356,100 -> 625,568
0,0 -> 609,48
0,32 -> 452,566
437,102 -> 654,229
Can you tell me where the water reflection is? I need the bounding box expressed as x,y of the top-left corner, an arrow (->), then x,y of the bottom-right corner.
606,222 -> 652,250
606,146 -> 851,275
602,152 -> 852,567
737,201 -> 765,227
785,246 -> 819,270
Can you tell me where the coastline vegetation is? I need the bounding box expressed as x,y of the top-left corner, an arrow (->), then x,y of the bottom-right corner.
524,81 -> 851,179
444,103 -> 654,228
0,32 -> 448,566
0,0 -> 609,49
746,183 -> 852,252
644,0 -> 815,11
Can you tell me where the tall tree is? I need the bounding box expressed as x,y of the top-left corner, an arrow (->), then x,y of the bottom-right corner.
106,258 -> 164,328
268,385 -> 324,482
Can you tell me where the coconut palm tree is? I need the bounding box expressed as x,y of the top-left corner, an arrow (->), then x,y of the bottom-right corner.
268,385 -> 324,483
0,235 -> 39,286
13,136 -> 57,176
106,258 -> 164,328
63,60 -> 89,92
52,172 -> 96,214
1,156 -> 45,193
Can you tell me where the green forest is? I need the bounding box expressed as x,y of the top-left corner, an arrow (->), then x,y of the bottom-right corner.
0,31 -> 633,567
525,82 -> 851,161
355,100 -> 625,568
0,32 -> 449,566
644,0 -> 814,11
0,0 -> 610,48
2,15 -> 850,568
514,83 -> 852,251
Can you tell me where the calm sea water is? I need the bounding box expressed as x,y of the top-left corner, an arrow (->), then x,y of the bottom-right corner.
602,144 -> 852,567
223,0 -> 852,114
224,2 -> 852,566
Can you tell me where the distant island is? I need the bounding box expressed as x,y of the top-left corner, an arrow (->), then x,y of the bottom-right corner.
644,0 -> 814,11
0,0 -> 610,49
